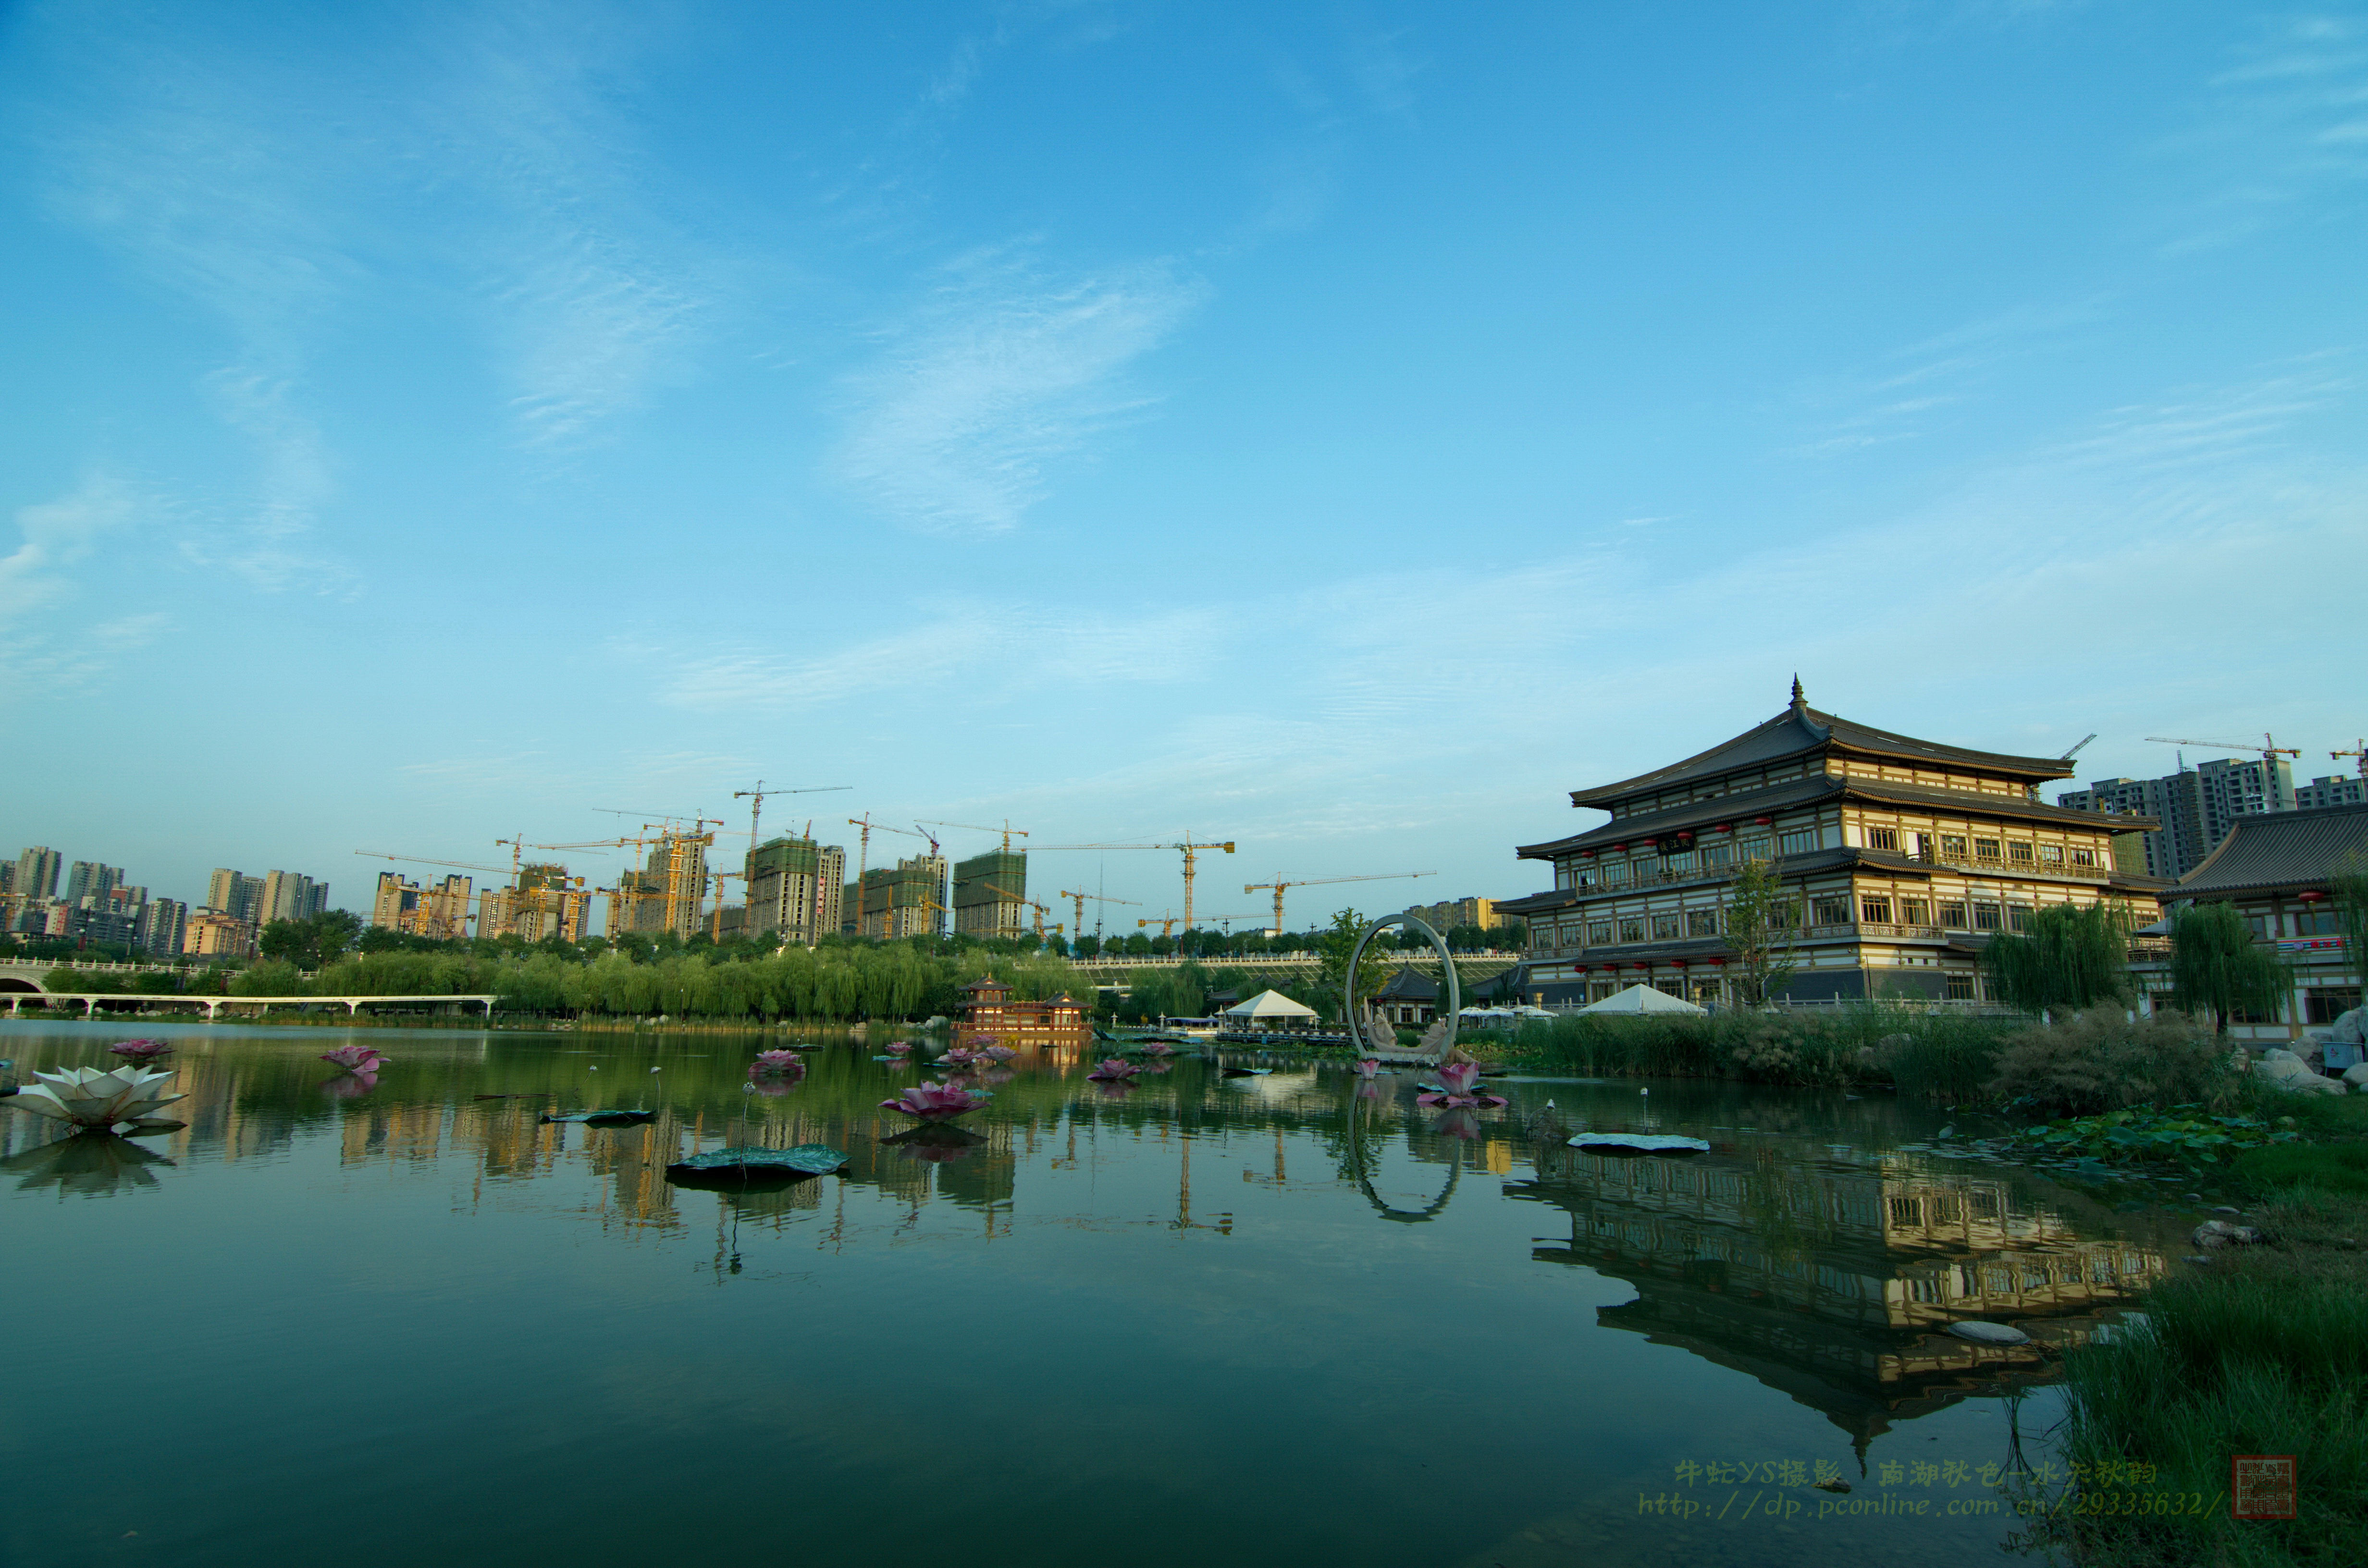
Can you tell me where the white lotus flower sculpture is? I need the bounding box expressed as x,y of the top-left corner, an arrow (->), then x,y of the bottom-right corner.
3,1066 -> 188,1134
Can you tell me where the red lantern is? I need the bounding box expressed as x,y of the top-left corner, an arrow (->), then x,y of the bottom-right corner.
1753,815 -> 1772,825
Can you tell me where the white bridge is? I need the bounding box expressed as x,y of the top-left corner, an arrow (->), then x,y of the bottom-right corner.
0,962 -> 496,1023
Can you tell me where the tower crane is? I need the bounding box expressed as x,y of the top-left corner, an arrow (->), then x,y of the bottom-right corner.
1059,889 -> 1139,935
350,850 -> 526,941
732,782 -> 852,856
1242,871 -> 1436,937
534,834 -> 654,938
2332,741 -> 2367,780
920,819 -> 1030,853
1138,914 -> 1183,940
708,870 -> 744,942
1020,834 -> 1234,931
2145,734 -> 2303,809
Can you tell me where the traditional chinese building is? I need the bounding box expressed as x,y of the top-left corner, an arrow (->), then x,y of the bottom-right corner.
2130,800 -> 2368,1049
959,977 -> 1087,1032
1499,681 -> 2170,1005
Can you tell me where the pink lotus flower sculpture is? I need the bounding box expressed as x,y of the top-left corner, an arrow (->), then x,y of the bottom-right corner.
1085,1058 -> 1139,1081
938,1046 -> 981,1071
748,1077 -> 799,1097
107,1040 -> 173,1064
885,1041 -> 913,1056
1354,1058 -> 1381,1079
4,1066 -> 186,1133
980,1044 -> 1017,1064
879,1079 -> 989,1122
321,1045 -> 390,1074
1416,1061 -> 1507,1110
751,1049 -> 805,1079
1139,1041 -> 1175,1057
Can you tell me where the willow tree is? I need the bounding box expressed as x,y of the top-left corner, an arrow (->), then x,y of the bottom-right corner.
2168,901 -> 2291,1033
1982,902 -> 2133,1013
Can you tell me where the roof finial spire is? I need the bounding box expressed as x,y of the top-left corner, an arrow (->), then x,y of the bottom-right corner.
1790,674 -> 1805,710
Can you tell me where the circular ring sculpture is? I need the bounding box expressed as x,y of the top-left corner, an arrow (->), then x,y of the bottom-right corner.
1344,914 -> 1459,1060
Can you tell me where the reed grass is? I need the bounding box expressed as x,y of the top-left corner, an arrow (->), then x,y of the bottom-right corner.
1500,1005 -> 2018,1100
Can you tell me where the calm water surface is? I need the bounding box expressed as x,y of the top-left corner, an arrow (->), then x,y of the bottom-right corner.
1,1022 -> 2183,1567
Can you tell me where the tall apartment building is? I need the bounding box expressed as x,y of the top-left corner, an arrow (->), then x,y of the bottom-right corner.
612,832 -> 708,940
370,871 -> 472,939
15,846 -> 61,900
2296,773 -> 2368,811
479,863 -> 587,943
137,898 -> 189,957
951,850 -> 1027,939
184,909 -> 258,958
65,860 -> 124,908
745,836 -> 845,946
1401,896 -> 1503,934
207,869 -> 266,924
259,870 -> 329,924
2061,755 -> 2300,882
851,854 -> 950,939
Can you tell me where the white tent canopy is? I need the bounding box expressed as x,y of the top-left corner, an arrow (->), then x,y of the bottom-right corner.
1578,983 -> 1708,1017
1222,989 -> 1321,1021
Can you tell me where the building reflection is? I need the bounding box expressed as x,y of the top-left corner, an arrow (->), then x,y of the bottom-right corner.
1507,1142 -> 2166,1444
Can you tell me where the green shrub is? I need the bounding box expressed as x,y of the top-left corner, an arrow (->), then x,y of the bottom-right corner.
1985,1007 -> 2239,1116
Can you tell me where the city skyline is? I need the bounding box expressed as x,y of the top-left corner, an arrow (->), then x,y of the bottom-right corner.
3,3 -> 2361,920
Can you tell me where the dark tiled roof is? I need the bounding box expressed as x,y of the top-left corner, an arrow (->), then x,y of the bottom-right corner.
1519,776 -> 2157,860
1371,967 -> 1439,1001
1566,698 -> 2076,809
2175,803 -> 2368,901
1497,889 -> 1576,916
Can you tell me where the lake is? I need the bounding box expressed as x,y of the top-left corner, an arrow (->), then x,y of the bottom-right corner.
0,1021 -> 2183,1567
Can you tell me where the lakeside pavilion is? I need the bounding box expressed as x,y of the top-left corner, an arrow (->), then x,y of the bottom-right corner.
1498,681 -> 2171,1006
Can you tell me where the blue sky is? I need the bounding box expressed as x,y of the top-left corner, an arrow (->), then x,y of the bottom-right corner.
3,0 -> 2362,927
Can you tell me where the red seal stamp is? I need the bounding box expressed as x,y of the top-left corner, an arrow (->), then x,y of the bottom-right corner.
2231,1456 -> 2296,1520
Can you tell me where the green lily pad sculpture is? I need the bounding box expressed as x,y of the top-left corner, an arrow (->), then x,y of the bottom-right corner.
666,1144 -> 848,1189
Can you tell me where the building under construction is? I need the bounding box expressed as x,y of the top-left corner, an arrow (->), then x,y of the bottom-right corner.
611,830 -> 709,941
745,834 -> 845,946
848,854 -> 949,940
952,850 -> 1027,939
370,871 -> 472,940
478,862 -> 589,943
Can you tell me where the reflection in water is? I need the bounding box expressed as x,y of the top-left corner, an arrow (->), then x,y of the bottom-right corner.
3,1131 -> 176,1195
1508,1132 -> 2167,1449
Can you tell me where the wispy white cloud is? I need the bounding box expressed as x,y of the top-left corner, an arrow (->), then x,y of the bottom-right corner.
0,476 -> 138,625
830,253 -> 1209,533
662,599 -> 1228,712
2158,14 -> 2368,252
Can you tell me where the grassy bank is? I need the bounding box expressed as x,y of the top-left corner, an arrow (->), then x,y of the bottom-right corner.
1485,1004 -> 2023,1101
2039,1091 -> 2368,1566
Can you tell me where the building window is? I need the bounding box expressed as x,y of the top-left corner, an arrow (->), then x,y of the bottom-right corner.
1812,895 -> 1852,927
1974,838 -> 2003,861
1867,827 -> 1899,852
1898,897 -> 1930,926
1619,917 -> 1646,944
1589,920 -> 1614,946
1739,835 -> 1772,861
2296,908 -> 2343,936
1945,974 -> 1976,1001
1860,895 -> 1893,924
1662,850 -> 1696,875
1555,865 -> 1577,890
1941,833 -> 1969,859
1589,981 -> 1620,1002
2008,842 -> 2034,864
2071,847 -> 2097,867
1973,901 -> 2003,930
1599,860 -> 1629,887
1778,828 -> 1819,856
2038,843 -> 2063,864
1652,913 -> 1680,941
1653,979 -> 1686,997
1687,908 -> 1719,937
2007,905 -> 2033,933
1703,843 -> 1732,869
2307,988 -> 2363,1025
